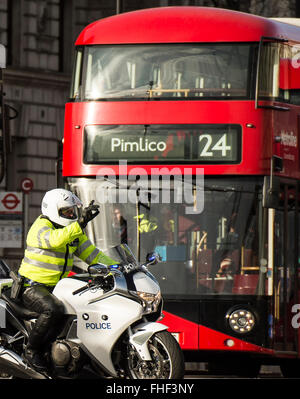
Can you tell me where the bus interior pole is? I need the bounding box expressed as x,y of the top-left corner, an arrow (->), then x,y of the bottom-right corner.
267,156 -> 275,296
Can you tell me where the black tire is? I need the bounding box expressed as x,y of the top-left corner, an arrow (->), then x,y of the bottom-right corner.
126,331 -> 185,379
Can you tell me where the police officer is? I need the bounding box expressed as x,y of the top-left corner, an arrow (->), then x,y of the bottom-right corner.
18,188 -> 114,371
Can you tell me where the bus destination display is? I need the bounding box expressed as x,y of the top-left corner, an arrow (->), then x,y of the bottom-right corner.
84,124 -> 241,163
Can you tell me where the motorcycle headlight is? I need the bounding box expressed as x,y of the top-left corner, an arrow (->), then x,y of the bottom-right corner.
131,290 -> 162,314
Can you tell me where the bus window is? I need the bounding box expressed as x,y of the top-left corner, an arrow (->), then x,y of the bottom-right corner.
70,47 -> 83,100
258,42 -> 295,102
68,176 -> 265,296
258,42 -> 280,99
273,184 -> 298,350
77,44 -> 255,100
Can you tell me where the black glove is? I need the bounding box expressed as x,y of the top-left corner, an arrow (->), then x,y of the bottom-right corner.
78,200 -> 100,229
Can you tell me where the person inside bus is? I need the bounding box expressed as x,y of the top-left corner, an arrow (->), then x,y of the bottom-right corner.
17,188 -> 116,371
134,210 -> 159,260
216,213 -> 239,278
160,205 -> 175,245
112,206 -> 128,244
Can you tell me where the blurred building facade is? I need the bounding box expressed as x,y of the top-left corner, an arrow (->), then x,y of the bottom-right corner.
0,0 -> 299,267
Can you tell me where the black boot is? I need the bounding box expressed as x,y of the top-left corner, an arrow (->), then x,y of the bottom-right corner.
24,346 -> 47,371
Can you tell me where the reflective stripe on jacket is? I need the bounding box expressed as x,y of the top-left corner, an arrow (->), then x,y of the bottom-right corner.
18,215 -> 113,286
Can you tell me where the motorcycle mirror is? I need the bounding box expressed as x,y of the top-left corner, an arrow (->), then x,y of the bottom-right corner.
145,252 -> 160,265
88,263 -> 108,277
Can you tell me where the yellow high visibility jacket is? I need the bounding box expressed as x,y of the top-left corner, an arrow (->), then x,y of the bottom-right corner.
134,214 -> 158,233
18,215 -> 114,286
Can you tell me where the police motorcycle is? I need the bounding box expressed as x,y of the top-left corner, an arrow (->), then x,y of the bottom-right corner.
0,244 -> 184,379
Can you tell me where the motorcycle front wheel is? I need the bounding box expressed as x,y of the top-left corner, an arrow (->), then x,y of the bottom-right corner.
126,331 -> 185,379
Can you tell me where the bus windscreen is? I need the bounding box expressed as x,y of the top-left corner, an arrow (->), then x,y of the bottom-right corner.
73,43 -> 254,100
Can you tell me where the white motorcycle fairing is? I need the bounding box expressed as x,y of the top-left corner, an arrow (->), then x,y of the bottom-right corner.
129,322 -> 168,361
53,274 -> 168,376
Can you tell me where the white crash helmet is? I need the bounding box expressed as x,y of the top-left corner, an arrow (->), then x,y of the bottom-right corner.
41,188 -> 82,227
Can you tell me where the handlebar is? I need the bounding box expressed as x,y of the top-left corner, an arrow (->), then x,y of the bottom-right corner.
72,283 -> 90,295
71,265 -> 121,295
72,273 -> 90,279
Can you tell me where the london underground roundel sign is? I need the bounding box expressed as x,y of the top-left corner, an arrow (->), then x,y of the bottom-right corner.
0,192 -> 22,214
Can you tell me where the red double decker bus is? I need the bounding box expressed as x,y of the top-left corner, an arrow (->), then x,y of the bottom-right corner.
63,7 -> 300,376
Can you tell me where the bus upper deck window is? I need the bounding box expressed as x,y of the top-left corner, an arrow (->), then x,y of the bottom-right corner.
80,44 -> 253,100
70,48 -> 83,100
258,42 -> 281,100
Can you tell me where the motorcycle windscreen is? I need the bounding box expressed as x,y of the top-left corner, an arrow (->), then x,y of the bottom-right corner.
103,244 -> 138,267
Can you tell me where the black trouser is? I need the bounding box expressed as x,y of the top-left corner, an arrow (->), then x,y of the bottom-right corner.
22,285 -> 65,350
